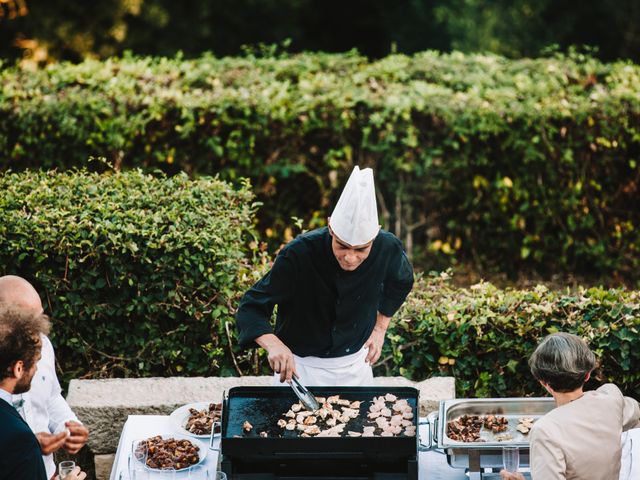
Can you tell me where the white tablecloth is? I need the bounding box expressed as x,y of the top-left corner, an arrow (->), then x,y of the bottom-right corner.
109,415 -> 530,480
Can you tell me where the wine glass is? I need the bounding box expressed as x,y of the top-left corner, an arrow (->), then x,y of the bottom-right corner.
58,461 -> 75,480
502,446 -> 520,472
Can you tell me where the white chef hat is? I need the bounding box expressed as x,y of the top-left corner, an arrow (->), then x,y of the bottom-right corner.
329,166 -> 380,246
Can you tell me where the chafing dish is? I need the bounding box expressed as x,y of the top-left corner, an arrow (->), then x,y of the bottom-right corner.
420,397 -> 555,479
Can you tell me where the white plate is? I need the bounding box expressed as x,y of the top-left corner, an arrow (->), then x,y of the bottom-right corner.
169,402 -> 222,439
136,434 -> 208,471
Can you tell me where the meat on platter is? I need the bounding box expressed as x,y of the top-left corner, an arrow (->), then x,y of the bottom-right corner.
240,393 -> 416,438
185,402 -> 223,435
137,435 -> 200,470
447,414 -> 536,442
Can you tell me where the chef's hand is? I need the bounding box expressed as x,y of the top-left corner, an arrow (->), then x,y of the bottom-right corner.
36,431 -> 67,455
365,312 -> 391,365
255,333 -> 298,383
364,326 -> 385,364
63,421 -> 89,454
499,471 -> 525,480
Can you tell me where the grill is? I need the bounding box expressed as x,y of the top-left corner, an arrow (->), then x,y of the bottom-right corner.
219,386 -> 420,479
421,398 -> 555,479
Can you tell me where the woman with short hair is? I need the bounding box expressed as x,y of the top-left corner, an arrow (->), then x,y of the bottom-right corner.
502,332 -> 639,480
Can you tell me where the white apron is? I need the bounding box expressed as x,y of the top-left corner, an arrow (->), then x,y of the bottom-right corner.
273,346 -> 374,386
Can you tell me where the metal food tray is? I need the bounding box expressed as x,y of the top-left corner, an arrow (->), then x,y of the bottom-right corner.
438,397 -> 555,448
421,397 -> 555,476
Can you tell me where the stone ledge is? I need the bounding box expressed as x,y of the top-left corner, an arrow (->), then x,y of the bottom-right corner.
67,376 -> 455,454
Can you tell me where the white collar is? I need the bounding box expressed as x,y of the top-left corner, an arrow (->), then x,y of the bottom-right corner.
0,387 -> 13,405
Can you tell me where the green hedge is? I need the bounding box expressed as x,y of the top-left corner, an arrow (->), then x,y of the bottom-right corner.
0,169 -> 261,384
0,170 -> 637,396
2,51 -> 640,280
385,272 -> 640,399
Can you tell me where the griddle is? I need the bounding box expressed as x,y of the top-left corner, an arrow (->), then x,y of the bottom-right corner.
220,386 -> 420,479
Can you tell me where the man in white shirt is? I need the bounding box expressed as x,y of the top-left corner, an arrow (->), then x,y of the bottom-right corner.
0,275 -> 89,480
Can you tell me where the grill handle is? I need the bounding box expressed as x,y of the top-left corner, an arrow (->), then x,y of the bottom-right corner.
418,411 -> 439,451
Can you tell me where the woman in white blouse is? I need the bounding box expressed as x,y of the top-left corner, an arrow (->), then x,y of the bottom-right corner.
501,332 -> 639,480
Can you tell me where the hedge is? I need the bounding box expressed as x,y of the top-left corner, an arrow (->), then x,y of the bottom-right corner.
2,50 -> 640,280
386,272 -> 640,399
0,167 -> 637,398
0,169 -> 262,384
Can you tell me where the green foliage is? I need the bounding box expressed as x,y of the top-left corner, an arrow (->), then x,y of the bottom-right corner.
381,272 -> 640,398
0,169 -> 261,383
1,51 -> 640,280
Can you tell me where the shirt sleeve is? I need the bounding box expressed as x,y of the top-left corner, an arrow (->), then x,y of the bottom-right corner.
598,383 -> 640,431
530,421 -> 567,480
378,244 -> 414,318
236,252 -> 297,349
622,396 -> 640,430
43,338 -> 79,434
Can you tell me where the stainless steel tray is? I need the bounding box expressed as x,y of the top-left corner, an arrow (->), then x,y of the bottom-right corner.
437,397 -> 555,448
420,397 -> 556,473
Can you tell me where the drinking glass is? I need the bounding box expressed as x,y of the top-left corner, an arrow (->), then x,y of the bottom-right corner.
58,461 -> 75,480
159,467 -> 176,479
131,439 -> 148,466
502,446 -> 520,472
187,465 -> 211,479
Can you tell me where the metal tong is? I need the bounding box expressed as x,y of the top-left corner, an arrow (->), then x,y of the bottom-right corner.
289,375 -> 320,411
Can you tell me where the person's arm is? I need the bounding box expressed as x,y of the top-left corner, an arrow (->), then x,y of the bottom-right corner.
42,337 -> 88,454
622,395 -> 640,430
377,244 -> 414,319
364,243 -> 413,365
236,253 -> 297,381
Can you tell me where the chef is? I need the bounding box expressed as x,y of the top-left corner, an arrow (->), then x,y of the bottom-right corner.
236,166 -> 414,386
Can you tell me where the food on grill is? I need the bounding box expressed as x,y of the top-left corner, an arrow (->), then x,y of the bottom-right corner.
517,417 -> 535,434
244,394 -> 417,438
138,436 -> 200,470
496,433 -> 514,442
184,402 -> 222,435
447,414 -> 484,442
483,414 -> 508,433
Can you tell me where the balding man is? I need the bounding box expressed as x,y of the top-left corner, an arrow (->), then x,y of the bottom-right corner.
0,275 -> 89,480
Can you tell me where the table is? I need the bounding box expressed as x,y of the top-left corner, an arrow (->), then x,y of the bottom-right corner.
109,416 -> 529,479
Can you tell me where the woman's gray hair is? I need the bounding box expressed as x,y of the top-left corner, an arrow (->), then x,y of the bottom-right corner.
529,332 -> 596,393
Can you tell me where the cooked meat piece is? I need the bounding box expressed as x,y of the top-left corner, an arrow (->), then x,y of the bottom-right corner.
380,407 -> 392,417
291,403 -> 302,413
349,401 -> 362,409
402,412 -> 414,420
243,421 -> 253,432
303,416 -> 317,425
385,393 -> 397,402
277,419 -> 287,428
259,432 -> 268,438
347,431 -> 362,437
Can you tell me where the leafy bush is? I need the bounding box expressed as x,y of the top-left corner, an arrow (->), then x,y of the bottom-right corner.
383,272 -> 640,398
0,171 -> 636,397
0,169 -> 261,384
1,50 -> 640,280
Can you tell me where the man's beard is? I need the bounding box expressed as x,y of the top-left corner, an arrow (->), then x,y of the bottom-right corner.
13,371 -> 34,394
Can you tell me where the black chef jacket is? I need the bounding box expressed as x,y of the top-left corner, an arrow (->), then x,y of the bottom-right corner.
236,227 -> 414,358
